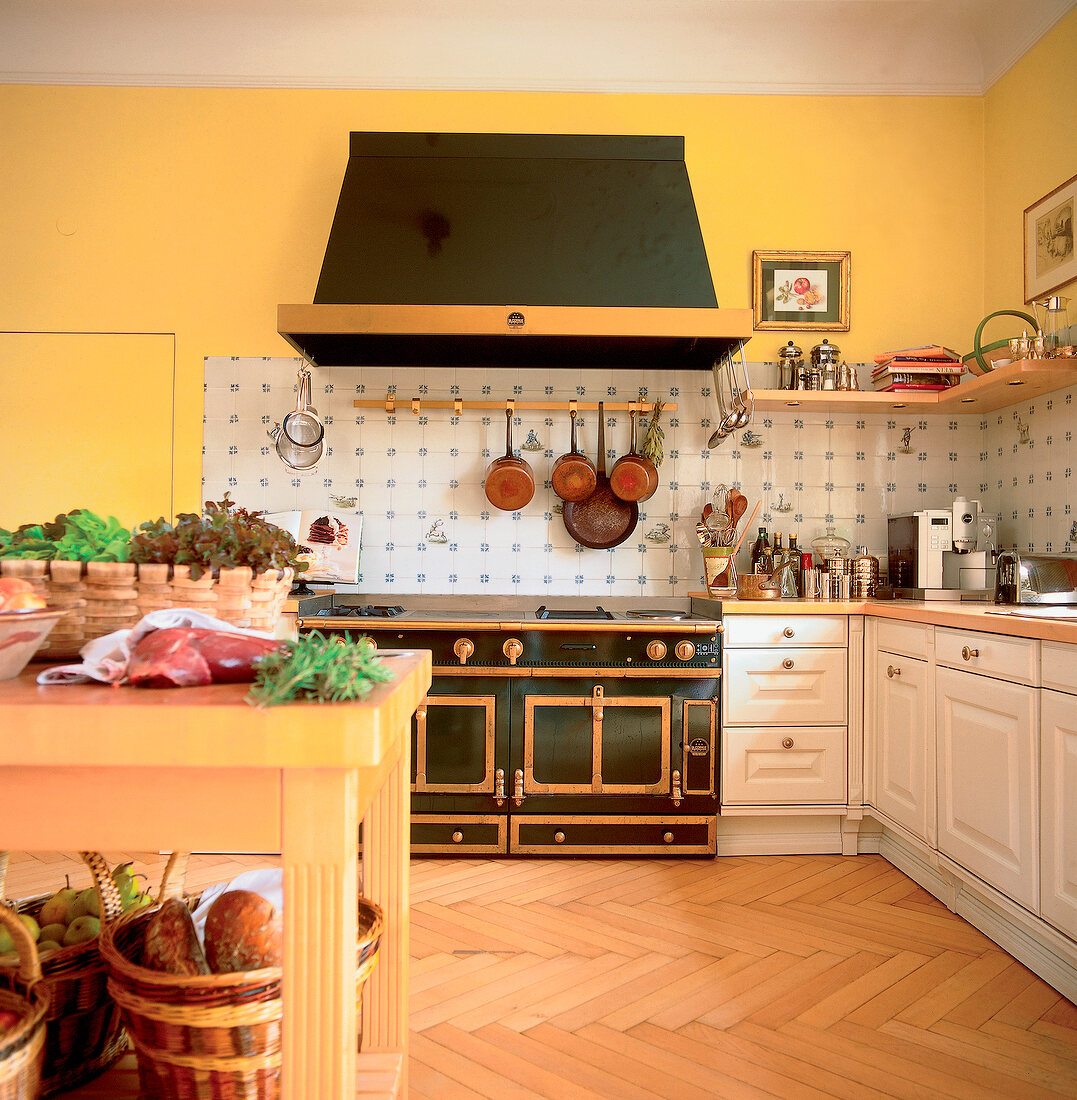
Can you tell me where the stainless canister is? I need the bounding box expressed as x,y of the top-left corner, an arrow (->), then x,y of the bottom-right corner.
778,340 -> 803,390
851,546 -> 879,598
803,567 -> 821,599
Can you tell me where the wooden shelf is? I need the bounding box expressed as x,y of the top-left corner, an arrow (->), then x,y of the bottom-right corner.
752,358 -> 1077,415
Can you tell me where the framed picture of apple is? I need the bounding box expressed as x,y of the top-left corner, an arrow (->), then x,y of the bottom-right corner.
752,249 -> 850,331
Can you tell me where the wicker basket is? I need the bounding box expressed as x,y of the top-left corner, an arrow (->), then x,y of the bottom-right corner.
0,903 -> 50,1100
0,853 -> 125,1097
0,563 -> 294,659
99,853 -> 382,1100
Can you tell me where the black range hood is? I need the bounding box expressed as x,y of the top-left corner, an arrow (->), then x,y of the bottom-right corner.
278,132 -> 751,369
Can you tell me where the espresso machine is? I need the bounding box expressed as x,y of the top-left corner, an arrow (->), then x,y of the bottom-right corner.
887,497 -> 997,600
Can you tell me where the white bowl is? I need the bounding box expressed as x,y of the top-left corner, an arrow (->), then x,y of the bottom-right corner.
0,608 -> 67,680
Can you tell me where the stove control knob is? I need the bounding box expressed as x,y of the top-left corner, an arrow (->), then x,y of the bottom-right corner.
453,637 -> 474,665
359,636 -> 377,653
503,638 -> 523,665
646,639 -> 667,661
674,640 -> 696,662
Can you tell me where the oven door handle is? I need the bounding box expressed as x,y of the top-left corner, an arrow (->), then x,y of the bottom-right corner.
559,643 -> 597,650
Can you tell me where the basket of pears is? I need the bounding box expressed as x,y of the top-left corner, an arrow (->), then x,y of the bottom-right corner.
0,852 -> 152,1096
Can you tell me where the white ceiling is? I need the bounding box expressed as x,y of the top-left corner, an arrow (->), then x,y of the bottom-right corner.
1,0 -> 1073,95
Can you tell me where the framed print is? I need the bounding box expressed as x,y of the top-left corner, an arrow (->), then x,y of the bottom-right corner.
1024,172 -> 1077,302
752,249 -> 850,331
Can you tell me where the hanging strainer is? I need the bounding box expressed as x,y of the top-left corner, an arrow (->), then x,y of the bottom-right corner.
282,366 -> 324,448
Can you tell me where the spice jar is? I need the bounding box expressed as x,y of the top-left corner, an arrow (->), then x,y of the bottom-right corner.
778,340 -> 803,390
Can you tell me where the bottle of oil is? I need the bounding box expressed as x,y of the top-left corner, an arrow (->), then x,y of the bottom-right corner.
750,527 -> 769,573
788,533 -> 803,595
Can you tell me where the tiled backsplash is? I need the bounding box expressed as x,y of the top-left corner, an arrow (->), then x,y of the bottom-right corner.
202,356 -> 1076,594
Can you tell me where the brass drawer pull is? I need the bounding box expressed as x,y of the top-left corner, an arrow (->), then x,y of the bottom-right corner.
663,831 -> 674,844
782,658 -> 794,669
781,737 -> 795,749
887,665 -> 900,678
554,831 -> 566,844
452,831 -> 463,843
961,646 -> 980,661
783,626 -> 795,638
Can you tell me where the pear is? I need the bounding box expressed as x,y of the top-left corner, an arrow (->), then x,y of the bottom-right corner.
112,862 -> 139,906
38,923 -> 68,944
62,915 -> 100,946
37,940 -> 63,955
125,892 -> 153,912
70,887 -> 100,920
0,914 -> 40,953
39,887 -> 78,927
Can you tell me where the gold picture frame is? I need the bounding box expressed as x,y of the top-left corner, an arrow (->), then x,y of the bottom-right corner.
752,249 -> 850,331
1024,172 -> 1077,303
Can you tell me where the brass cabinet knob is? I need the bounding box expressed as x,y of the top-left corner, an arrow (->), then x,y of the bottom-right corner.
782,737 -> 795,749
503,638 -> 523,664
783,626 -> 795,638
453,637 -> 474,665
887,664 -> 901,678
782,657 -> 794,669
554,831 -> 566,844
961,646 -> 979,661
663,831 -> 674,844
674,640 -> 696,661
646,639 -> 668,661
452,831 -> 463,843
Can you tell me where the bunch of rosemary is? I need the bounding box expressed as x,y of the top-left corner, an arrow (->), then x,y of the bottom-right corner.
640,399 -> 665,468
247,631 -> 395,707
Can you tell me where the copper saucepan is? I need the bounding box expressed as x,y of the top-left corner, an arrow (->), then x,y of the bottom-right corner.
609,407 -> 658,503
551,408 -> 597,503
484,408 -> 535,511
562,402 -> 638,549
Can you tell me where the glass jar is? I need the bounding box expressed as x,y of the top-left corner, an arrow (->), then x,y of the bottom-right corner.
810,525 -> 851,562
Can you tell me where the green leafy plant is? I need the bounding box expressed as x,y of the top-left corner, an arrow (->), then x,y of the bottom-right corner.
247,631 -> 395,707
130,493 -> 306,578
0,510 -> 132,561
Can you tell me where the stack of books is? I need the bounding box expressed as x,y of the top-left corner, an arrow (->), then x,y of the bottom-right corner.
871,345 -> 964,392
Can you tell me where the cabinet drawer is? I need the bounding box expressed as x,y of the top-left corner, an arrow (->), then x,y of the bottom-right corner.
935,627 -> 1039,686
724,647 -> 847,725
1042,641 -> 1077,695
722,725 -> 847,805
876,618 -> 932,659
723,614 -> 847,648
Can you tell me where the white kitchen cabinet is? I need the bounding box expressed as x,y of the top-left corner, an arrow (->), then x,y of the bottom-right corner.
723,647 -> 847,727
1041,687 -> 1077,941
936,665 -> 1039,911
722,725 -> 846,805
722,615 -> 848,810
874,648 -> 935,845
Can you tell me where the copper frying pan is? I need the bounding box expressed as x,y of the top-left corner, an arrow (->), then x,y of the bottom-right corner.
562,403 -> 638,549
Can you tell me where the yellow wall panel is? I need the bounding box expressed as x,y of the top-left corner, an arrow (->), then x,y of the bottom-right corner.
0,332 -> 174,529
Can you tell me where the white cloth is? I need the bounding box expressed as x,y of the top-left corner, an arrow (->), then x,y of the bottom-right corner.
35,608 -> 276,686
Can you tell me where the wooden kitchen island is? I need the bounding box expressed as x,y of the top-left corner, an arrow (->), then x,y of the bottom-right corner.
0,649 -> 431,1100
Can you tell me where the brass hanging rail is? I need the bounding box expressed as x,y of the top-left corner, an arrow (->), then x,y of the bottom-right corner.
354,394 -> 676,415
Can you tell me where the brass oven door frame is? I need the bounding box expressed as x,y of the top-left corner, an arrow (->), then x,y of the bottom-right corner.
412,693 -> 497,794
523,684 -> 671,795
681,697 -> 717,796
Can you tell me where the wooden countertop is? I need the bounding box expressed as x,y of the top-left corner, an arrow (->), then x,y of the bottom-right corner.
0,650 -> 431,771
710,597 -> 1077,645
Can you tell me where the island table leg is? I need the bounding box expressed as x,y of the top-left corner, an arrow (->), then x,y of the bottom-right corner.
281,767 -> 360,1100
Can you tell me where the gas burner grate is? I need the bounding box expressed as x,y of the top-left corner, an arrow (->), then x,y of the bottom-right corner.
315,604 -> 406,618
535,605 -> 614,620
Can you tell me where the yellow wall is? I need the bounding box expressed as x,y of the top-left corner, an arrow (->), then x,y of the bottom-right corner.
983,7 -> 1077,313
0,65 -> 1040,523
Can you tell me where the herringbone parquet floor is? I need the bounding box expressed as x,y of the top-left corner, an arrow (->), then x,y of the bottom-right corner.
5,850 -> 1076,1098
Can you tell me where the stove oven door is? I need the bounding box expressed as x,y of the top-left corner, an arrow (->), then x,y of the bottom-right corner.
410,674 -> 511,854
508,675 -> 717,856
